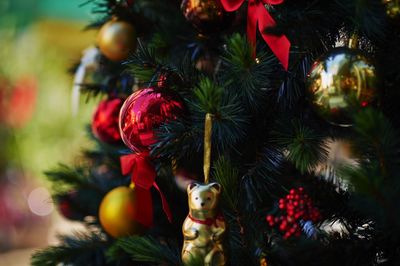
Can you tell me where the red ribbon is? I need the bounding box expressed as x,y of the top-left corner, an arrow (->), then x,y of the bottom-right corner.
120,152 -> 172,227
220,0 -> 290,70
188,213 -> 225,228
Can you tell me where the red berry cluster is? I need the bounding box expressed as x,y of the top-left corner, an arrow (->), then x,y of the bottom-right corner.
266,187 -> 321,239
157,74 -> 168,88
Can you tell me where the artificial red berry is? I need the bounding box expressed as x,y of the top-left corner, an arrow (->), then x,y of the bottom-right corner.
268,221 -> 275,226
280,222 -> 287,231
266,187 -> 321,239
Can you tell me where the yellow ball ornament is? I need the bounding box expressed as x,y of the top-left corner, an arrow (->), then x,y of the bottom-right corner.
307,47 -> 378,127
99,185 -> 145,238
97,19 -> 136,61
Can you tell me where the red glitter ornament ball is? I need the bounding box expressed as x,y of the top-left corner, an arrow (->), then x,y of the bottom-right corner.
119,88 -> 185,152
92,98 -> 124,144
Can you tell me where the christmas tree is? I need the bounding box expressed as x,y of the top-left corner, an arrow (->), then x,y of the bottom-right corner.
31,0 -> 400,265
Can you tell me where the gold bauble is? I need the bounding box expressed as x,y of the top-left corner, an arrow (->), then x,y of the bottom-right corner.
383,0 -> 400,18
260,257 -> 268,266
99,185 -> 145,238
97,19 -> 136,61
307,47 -> 378,127
181,0 -> 233,34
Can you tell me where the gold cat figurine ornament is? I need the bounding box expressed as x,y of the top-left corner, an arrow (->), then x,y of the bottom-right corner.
182,182 -> 226,266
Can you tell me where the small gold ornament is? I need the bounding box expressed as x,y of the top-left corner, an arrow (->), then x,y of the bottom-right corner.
181,0 -> 233,34
99,185 -> 145,238
307,47 -> 378,127
260,257 -> 268,266
383,0 -> 400,18
182,114 -> 226,266
182,182 -> 226,266
97,19 -> 136,61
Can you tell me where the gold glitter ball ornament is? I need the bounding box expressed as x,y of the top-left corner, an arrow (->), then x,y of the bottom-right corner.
307,47 -> 378,127
383,0 -> 400,18
97,19 -> 136,61
99,185 -> 145,238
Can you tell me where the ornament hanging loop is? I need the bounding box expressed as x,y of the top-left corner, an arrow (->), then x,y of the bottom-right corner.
348,30 -> 359,49
203,113 -> 213,184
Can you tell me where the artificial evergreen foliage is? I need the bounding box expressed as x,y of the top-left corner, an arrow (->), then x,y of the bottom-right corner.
32,0 -> 400,265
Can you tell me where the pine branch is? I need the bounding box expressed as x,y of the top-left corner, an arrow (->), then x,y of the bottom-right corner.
193,77 -> 222,114
240,146 -> 286,210
107,236 -> 180,265
213,157 -> 240,211
31,232 -> 109,266
220,34 -> 282,112
191,78 -> 250,153
352,108 -> 400,177
271,118 -> 329,174
126,40 -> 160,84
153,118 -> 203,161
45,164 -> 94,194
335,0 -> 385,40
83,127 -> 127,171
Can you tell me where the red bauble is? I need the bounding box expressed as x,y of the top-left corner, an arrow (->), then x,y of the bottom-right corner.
92,98 -> 124,144
119,88 -> 185,152
57,191 -> 85,221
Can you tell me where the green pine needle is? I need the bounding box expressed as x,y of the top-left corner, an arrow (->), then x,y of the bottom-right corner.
352,108 -> 400,177
127,40 -> 159,83
221,33 -> 280,111
107,236 -> 180,265
222,33 -> 255,70
272,119 -> 328,174
31,233 -> 107,266
193,77 -> 222,114
213,156 -> 240,211
45,164 -> 91,194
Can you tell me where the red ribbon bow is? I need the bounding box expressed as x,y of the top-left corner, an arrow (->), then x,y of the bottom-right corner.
120,151 -> 172,227
220,0 -> 290,70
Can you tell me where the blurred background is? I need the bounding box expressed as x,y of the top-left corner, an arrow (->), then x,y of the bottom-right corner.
0,1 -> 98,264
